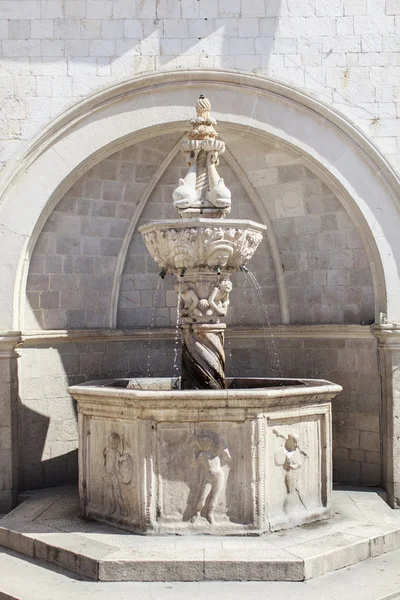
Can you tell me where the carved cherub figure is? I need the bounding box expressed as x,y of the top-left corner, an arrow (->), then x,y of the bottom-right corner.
273,429 -> 307,513
176,282 -> 203,318
191,430 -> 231,525
206,280 -> 232,318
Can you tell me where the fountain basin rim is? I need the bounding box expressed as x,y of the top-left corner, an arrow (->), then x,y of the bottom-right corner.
138,218 -> 267,235
68,377 -> 342,408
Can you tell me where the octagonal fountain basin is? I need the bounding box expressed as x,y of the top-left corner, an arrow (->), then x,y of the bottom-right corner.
69,377 -> 342,536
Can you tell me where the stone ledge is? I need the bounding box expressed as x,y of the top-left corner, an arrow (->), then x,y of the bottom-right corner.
1,487 -> 400,582
19,324 -> 374,347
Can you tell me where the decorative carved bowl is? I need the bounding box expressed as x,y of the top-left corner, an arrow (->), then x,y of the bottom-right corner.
139,218 -> 267,273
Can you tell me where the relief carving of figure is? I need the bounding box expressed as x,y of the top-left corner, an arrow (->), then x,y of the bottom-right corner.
273,429 -> 307,514
177,280 -> 232,322
103,432 -> 133,518
177,282 -> 203,318
205,241 -> 234,268
190,430 -> 231,525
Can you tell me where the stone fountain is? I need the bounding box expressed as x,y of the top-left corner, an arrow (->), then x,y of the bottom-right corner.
68,97 -> 342,536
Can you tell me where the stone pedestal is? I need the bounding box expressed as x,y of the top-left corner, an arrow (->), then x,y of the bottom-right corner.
69,377 -> 341,535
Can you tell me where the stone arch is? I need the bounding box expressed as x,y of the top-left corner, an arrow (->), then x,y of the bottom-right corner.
0,70 -> 397,331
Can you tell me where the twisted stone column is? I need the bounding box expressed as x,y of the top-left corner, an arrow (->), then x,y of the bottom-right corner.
181,323 -> 226,390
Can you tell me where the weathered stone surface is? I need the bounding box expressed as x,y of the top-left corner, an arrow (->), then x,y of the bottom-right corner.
69,376 -> 341,535
1,487 -> 400,582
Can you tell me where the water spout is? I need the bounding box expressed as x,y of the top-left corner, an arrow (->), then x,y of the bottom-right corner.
180,267 -> 186,278
215,266 -> 221,276
240,266 -> 249,273
159,268 -> 167,279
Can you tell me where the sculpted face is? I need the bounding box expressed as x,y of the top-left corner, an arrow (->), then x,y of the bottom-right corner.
198,434 -> 213,451
220,280 -> 232,293
286,434 -> 300,452
108,433 -> 120,450
207,243 -> 233,268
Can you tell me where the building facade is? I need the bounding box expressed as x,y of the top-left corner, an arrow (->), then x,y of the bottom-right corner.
0,0 -> 399,512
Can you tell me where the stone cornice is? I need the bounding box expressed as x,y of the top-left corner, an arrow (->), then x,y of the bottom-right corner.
0,331 -> 22,358
372,324 -> 400,349
18,325 -> 373,347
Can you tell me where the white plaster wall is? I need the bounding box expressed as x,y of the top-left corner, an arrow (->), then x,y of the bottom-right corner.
0,0 -> 399,174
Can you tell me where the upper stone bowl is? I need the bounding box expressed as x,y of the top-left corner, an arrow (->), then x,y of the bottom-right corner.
139,218 -> 267,273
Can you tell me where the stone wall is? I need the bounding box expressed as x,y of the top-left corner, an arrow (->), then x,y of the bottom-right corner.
24,133 -> 182,329
0,353 -> 18,511
25,132 -> 374,330
0,0 -> 399,176
18,337 -> 178,490
3,0 -> 393,501
18,113 -> 382,494
17,332 -> 380,491
227,335 -> 381,485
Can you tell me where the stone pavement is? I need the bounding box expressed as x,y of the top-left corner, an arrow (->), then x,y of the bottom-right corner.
1,486 -> 400,586
1,544 -> 400,600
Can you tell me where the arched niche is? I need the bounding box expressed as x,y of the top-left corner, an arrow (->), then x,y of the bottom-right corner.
0,70 -> 398,331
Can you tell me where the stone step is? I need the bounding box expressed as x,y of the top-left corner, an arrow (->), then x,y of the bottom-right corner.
1,544 -> 400,600
1,486 -> 400,583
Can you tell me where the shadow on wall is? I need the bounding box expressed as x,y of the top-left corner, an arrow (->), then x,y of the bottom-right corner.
16,331 -> 383,498
17,337 -> 179,495
19,401 -> 78,491
24,129 -> 376,333
13,1 -> 382,496
4,4 -> 282,80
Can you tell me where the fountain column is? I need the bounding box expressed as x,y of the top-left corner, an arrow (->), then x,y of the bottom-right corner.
181,323 -> 226,389
140,95 -> 265,389
171,96 -> 233,390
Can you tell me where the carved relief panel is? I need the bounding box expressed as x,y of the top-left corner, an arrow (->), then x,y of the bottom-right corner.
83,418 -> 140,528
156,422 -> 253,531
176,277 -> 233,323
77,400 -> 332,535
265,410 -> 329,531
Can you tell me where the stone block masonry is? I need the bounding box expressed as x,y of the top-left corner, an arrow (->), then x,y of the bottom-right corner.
18,337 -> 178,491
25,133 -> 374,331
227,335 -> 381,486
1,0 -> 392,506
0,1 -> 399,174
17,332 -> 379,492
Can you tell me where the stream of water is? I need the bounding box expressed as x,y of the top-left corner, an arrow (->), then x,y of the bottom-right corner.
145,277 -> 164,377
245,269 -> 282,376
173,279 -> 182,376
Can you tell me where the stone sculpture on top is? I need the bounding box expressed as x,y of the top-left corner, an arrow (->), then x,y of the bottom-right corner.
172,95 -> 231,218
